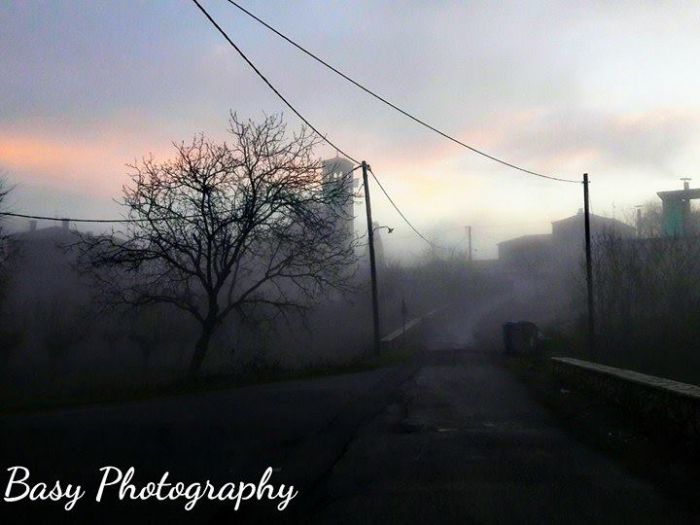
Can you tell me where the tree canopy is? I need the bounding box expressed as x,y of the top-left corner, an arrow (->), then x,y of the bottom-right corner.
80,113 -> 358,374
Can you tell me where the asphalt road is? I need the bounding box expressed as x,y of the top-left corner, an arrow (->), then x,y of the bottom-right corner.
306,349 -> 693,524
0,362 -> 417,524
0,313 -> 695,523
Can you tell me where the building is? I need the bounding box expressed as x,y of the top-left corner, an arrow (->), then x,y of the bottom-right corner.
657,179 -> 700,237
498,210 -> 635,274
496,211 -> 635,322
551,211 -> 636,250
497,233 -> 552,274
321,156 -> 356,242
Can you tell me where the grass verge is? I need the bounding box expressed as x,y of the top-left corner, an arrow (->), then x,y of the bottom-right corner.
0,343 -> 419,416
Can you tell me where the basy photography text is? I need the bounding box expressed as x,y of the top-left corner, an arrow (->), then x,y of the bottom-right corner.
2,466 -> 297,512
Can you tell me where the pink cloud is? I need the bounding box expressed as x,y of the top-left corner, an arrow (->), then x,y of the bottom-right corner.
0,123 -> 177,197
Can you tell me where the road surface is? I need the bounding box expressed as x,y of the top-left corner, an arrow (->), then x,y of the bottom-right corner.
303,349 -> 692,523
0,363 -> 416,523
0,314 -> 694,523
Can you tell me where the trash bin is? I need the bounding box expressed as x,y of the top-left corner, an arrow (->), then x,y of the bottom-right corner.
502,321 -> 539,354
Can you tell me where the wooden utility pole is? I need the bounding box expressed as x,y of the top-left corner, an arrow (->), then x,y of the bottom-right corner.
583,173 -> 595,357
362,161 -> 381,355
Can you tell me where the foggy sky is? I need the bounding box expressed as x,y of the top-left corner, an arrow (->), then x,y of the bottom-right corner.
2,0 -> 700,258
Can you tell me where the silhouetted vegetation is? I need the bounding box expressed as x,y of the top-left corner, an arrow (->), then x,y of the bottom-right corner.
78,113 -> 358,375
0,177 -> 21,373
592,231 -> 700,383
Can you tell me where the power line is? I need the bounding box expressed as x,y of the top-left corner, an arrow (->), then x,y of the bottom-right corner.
0,165 -> 361,224
190,1 -> 438,248
190,0 -> 359,165
367,166 -> 435,248
224,0 -> 580,184
0,212 -> 142,224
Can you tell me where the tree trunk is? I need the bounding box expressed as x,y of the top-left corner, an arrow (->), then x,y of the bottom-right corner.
189,296 -> 221,376
189,323 -> 214,376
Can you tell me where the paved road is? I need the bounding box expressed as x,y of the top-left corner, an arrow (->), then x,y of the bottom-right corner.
305,349 -> 693,524
421,295 -> 512,351
0,363 -> 417,524
0,314 -> 694,523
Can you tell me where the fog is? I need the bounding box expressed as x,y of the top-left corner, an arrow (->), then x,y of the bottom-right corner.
3,2 -> 700,522
0,220 -> 514,393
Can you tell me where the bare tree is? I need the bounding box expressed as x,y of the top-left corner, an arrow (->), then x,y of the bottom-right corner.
79,113 -> 357,375
636,200 -> 664,238
0,176 -> 22,371
591,230 -> 700,378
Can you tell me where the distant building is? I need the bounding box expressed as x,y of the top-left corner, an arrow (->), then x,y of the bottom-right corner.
497,233 -> 552,274
551,211 -> 636,250
496,211 -> 635,320
657,179 -> 700,237
498,210 -> 635,273
321,156 -> 355,242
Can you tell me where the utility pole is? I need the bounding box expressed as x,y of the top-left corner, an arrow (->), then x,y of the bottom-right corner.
362,161 -> 381,355
466,225 -> 473,263
583,173 -> 595,358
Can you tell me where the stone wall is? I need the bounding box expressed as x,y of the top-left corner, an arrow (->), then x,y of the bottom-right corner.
551,357 -> 700,439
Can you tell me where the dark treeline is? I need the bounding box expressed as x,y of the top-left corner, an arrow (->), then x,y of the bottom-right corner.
0,227 -> 489,397
591,230 -> 700,384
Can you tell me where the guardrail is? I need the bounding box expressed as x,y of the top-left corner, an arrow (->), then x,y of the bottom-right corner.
380,307 -> 444,351
551,357 -> 700,439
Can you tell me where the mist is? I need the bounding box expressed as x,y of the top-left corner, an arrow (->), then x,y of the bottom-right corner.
3,1 -> 700,523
